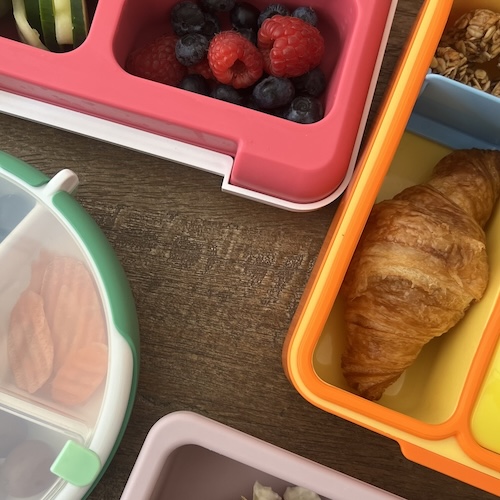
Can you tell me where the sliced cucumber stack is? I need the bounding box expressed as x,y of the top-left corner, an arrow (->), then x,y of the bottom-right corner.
12,0 -> 89,51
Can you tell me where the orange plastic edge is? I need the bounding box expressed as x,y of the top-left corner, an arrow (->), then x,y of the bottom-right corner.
282,0 -> 456,437
455,300 -> 500,473
399,441 -> 500,497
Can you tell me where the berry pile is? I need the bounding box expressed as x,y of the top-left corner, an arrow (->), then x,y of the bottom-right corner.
126,2 -> 327,124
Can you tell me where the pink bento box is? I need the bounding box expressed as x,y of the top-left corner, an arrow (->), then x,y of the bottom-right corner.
0,0 -> 398,210
120,411 -> 404,500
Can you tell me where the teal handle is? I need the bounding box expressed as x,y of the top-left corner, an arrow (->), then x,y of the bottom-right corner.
0,150 -> 49,186
51,191 -> 140,498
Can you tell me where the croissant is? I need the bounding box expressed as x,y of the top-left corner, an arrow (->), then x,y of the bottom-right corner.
341,149 -> 500,401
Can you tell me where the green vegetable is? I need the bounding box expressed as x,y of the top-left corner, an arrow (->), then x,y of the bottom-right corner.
53,0 -> 72,45
12,0 -> 88,51
24,0 -> 43,40
39,0 -> 59,51
12,0 -> 47,49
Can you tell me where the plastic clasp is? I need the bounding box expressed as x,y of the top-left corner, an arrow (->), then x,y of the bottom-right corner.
50,440 -> 101,487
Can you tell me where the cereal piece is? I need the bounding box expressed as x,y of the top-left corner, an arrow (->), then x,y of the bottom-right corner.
41,256 -> 107,370
441,9 -> 500,64
8,290 -> 54,393
430,46 -> 468,80
51,342 -> 108,406
460,66 -> 493,92
492,80 -> 500,96
0,440 -> 57,498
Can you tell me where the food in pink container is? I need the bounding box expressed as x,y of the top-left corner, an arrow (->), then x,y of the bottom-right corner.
0,0 -> 398,210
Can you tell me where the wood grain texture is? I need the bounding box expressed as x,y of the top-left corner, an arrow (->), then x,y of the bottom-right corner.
1,1 -> 497,498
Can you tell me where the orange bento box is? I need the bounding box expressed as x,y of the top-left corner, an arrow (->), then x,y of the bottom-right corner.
283,0 -> 500,497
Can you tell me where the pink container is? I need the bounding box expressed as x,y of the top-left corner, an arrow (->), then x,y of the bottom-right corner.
0,0 -> 398,210
120,411 -> 404,500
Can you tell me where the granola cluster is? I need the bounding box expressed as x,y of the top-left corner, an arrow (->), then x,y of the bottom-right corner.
431,9 -> 500,97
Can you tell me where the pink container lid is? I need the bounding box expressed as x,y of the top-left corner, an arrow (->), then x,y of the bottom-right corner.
0,0 -> 398,210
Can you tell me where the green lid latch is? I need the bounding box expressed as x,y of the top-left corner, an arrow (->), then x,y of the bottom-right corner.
50,440 -> 101,487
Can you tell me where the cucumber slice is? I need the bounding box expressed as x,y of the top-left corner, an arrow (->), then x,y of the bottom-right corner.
70,0 -> 88,48
12,0 -> 47,49
39,0 -> 59,51
24,0 -> 43,40
53,0 -> 72,45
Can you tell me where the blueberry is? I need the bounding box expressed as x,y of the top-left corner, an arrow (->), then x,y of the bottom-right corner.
179,74 -> 210,95
244,96 -> 262,111
257,3 -> 290,28
211,84 -> 245,105
246,97 -> 287,117
201,0 -> 235,12
283,96 -> 323,123
236,27 -> 257,45
230,2 -> 260,30
201,12 -> 220,39
292,67 -> 326,97
171,1 -> 206,36
291,6 -> 318,26
175,34 -> 209,66
252,76 -> 295,109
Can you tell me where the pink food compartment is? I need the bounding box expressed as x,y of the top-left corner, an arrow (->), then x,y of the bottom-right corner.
120,411 -> 403,500
0,0 -> 398,210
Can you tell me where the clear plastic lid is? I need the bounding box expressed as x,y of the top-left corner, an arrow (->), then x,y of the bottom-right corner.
0,170 -> 110,499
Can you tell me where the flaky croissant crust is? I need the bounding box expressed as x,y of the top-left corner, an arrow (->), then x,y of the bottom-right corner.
341,149 -> 500,401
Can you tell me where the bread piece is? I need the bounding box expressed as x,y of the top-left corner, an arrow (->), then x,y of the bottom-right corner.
341,149 -> 500,400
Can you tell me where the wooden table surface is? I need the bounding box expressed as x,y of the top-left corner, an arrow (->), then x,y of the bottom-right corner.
1,1 -> 498,499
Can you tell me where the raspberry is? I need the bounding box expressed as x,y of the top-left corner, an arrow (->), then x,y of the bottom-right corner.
208,31 -> 264,89
126,35 -> 187,86
258,15 -> 325,78
187,58 -> 214,80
